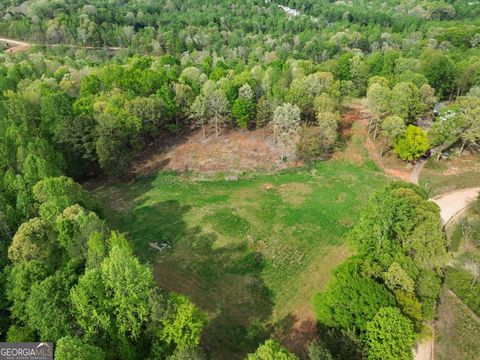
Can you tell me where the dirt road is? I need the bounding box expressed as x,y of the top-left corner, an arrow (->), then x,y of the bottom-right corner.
0,37 -> 30,53
0,36 -> 124,53
414,186 -> 480,360
432,187 -> 480,224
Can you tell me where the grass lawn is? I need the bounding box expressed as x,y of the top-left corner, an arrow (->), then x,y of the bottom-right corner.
419,153 -> 480,197
94,159 -> 387,358
436,287 -> 480,360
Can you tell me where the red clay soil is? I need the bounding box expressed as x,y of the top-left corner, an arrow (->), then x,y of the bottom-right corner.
131,127 -> 303,175
342,102 -> 412,182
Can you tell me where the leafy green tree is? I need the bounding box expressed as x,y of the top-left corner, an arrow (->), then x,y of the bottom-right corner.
167,347 -> 206,360
383,262 -> 414,293
6,260 -> 50,323
422,52 -> 455,98
55,205 -> 106,262
33,176 -> 100,222
458,97 -> 480,155
56,337 -> 105,360
256,96 -> 273,128
306,341 -> 334,360
390,82 -> 422,122
313,93 -> 337,115
367,83 -> 391,137
394,125 -> 430,162
404,211 -> 449,271
247,340 -> 298,360
26,269 -> 77,341
313,258 -> 395,331
416,271 -> 441,300
100,232 -> 155,339
428,109 -> 463,154
393,290 -> 423,329
70,268 -> 112,339
365,307 -> 415,360
124,96 -> 163,143
8,218 -> 57,265
156,294 -> 207,351
94,101 -> 141,177
6,324 -> 35,342
273,103 -> 302,159
232,84 -> 256,130
380,115 -> 406,156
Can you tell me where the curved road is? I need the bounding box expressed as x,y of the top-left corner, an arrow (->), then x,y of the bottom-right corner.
432,187 -> 480,224
414,186 -> 480,360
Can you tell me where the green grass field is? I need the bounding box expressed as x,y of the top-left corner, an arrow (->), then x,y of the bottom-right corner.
94,160 -> 387,358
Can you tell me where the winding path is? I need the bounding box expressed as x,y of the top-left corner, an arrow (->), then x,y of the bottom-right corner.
414,187 -> 480,360
0,36 -> 124,53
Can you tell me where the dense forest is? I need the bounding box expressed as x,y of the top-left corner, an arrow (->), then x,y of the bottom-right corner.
1,0 -> 480,359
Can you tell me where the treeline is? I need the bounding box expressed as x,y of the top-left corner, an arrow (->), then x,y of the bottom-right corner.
0,177 -> 207,359
312,183 -> 448,359
1,0 -> 480,61
2,44 -> 474,183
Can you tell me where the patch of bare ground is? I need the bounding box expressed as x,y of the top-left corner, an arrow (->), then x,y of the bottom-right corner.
337,100 -> 415,182
131,127 -> 303,175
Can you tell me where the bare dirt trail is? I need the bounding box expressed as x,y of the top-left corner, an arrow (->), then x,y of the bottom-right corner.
432,187 -> 480,224
0,36 -> 124,53
0,37 -> 30,53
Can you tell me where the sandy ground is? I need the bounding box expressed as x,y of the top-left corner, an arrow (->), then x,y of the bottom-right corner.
432,187 -> 480,224
0,37 -> 30,53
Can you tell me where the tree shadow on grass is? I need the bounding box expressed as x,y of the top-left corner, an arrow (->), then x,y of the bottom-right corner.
128,198 -> 274,359
272,313 -> 319,355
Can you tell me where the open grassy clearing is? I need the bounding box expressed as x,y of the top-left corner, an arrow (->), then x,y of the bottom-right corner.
435,287 -> 480,360
94,158 -> 387,358
419,153 -> 480,197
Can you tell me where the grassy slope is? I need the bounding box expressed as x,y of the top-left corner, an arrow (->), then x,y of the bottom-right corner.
94,122 -> 387,358
436,287 -> 480,360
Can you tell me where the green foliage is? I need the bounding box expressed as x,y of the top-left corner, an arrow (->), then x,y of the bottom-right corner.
445,258 -> 480,315
56,337 -> 105,360
100,232 -> 155,339
167,347 -> 206,360
383,262 -> 415,293
313,258 -> 395,331
422,52 -> 455,98
33,176 -> 100,222
26,269 -> 77,341
365,307 -> 415,360
8,218 -> 57,265
247,340 -> 298,360
394,126 -> 430,162
55,205 -> 105,261
306,341 -> 334,360
157,294 -> 207,351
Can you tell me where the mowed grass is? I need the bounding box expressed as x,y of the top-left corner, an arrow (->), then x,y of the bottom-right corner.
94,161 -> 387,358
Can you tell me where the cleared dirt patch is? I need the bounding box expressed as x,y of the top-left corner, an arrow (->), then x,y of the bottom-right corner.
131,127 -> 303,175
